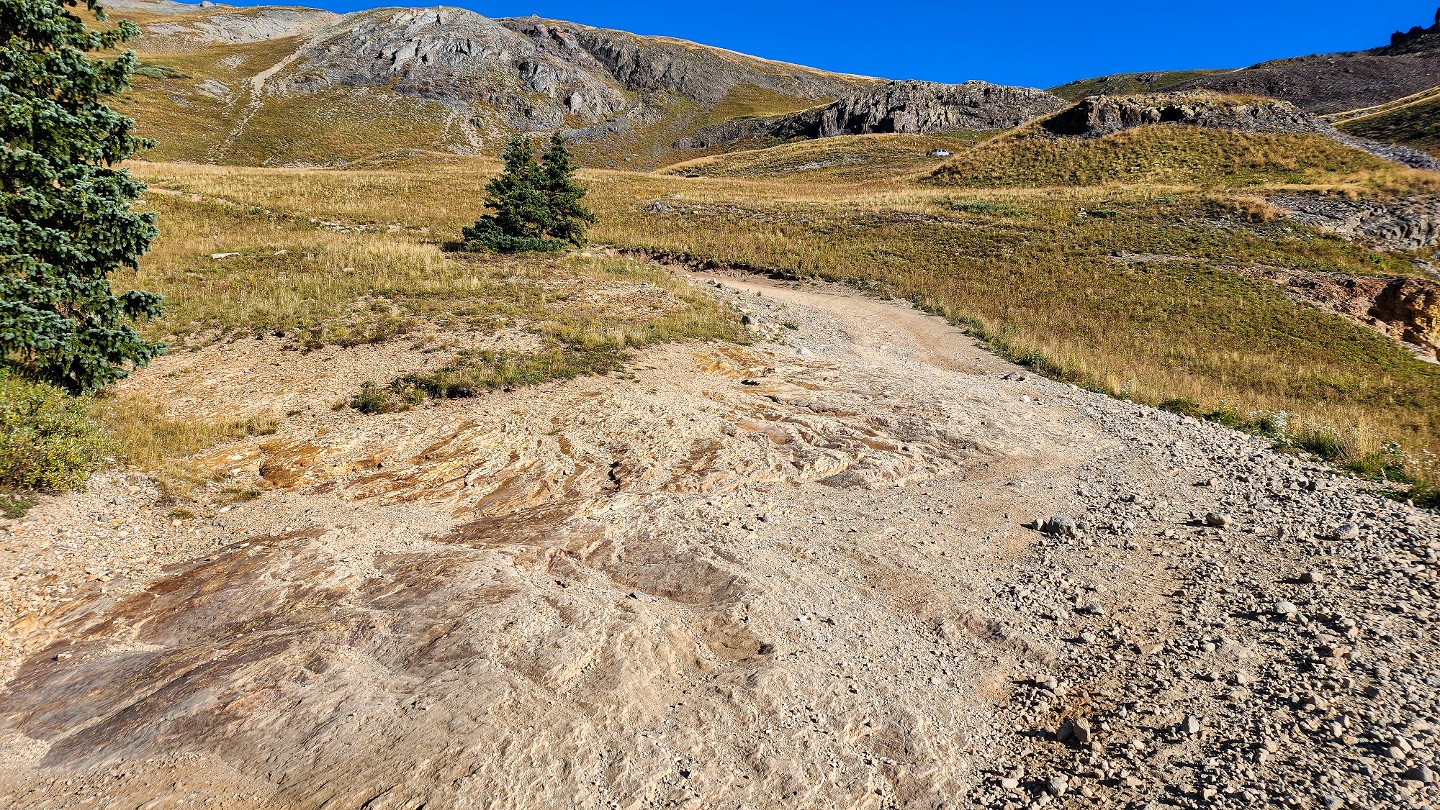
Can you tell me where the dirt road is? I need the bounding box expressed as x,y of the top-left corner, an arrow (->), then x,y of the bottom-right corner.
1,271 -> 1435,809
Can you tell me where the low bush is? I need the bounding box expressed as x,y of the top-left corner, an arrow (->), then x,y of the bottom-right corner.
0,373 -> 108,493
460,219 -> 568,254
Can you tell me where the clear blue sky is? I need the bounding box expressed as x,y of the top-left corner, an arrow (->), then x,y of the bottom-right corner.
221,0 -> 1438,88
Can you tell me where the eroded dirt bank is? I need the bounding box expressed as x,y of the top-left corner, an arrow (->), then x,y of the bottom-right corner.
0,272 -> 1436,809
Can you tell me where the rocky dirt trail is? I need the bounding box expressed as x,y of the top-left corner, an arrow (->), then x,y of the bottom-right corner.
0,269 -> 1437,809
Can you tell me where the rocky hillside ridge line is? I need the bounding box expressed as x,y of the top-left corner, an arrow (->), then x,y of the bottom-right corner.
675,80 -> 1067,149
499,16 -> 876,107
119,3 -> 340,50
1055,9 -> 1440,117
112,0 -> 873,155
272,7 -> 629,130
1037,93 -> 1440,169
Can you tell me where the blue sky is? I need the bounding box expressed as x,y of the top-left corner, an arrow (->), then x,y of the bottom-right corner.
222,0 -> 1437,88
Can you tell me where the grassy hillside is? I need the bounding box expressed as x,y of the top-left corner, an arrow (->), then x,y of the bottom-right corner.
659,133 -> 980,183
1338,92 -> 1440,157
928,126 -> 1417,189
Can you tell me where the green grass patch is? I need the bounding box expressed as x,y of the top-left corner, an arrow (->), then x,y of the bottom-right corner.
1339,94 -> 1440,157
0,373 -> 108,495
940,198 -> 1032,218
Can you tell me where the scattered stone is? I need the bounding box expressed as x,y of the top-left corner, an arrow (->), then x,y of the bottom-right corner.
1332,523 -> 1361,541
1402,764 -> 1435,784
1046,775 -> 1068,797
1042,516 -> 1078,538
1204,512 -> 1233,528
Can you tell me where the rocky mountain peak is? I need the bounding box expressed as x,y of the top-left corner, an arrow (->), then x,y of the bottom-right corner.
499,17 -> 875,106
278,6 -> 627,128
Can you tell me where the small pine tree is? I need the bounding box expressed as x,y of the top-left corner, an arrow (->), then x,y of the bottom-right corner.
539,133 -> 595,246
463,134 -> 593,253
0,0 -> 164,394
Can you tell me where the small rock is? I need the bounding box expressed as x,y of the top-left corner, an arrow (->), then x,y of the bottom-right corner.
1300,570 -> 1324,584
1042,516 -> 1078,538
1402,764 -> 1435,784
1183,715 -> 1201,735
1332,523 -> 1360,541
1204,512 -> 1232,528
1273,601 -> 1299,619
1046,776 -> 1068,797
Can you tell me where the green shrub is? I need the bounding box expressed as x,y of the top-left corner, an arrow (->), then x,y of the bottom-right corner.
1345,441 -> 1415,483
0,492 -> 36,518
460,219 -> 568,254
1410,482 -> 1440,510
1159,397 -> 1205,418
348,381 -> 407,415
941,198 -> 1031,218
1292,427 -> 1348,462
0,373 -> 108,492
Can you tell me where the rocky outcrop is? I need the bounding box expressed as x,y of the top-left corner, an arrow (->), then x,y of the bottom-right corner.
276,8 -> 628,130
500,17 -> 874,106
1263,194 -> 1440,356
136,7 -> 340,50
1376,277 -> 1440,353
112,1 -> 876,162
1271,194 -> 1440,252
1040,94 -> 1332,138
676,80 -> 1066,149
1035,94 -> 1440,169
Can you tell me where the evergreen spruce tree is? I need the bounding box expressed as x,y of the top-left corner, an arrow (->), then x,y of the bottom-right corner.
463,133 -> 593,253
538,133 -> 595,246
1,0 -> 164,394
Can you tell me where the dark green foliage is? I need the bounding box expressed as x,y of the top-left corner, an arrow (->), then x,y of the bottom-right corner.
133,62 -> 188,80
538,133 -> 595,244
347,380 -> 425,414
1,0 -> 164,393
0,372 -> 107,493
1345,441 -> 1414,484
462,133 -> 595,254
